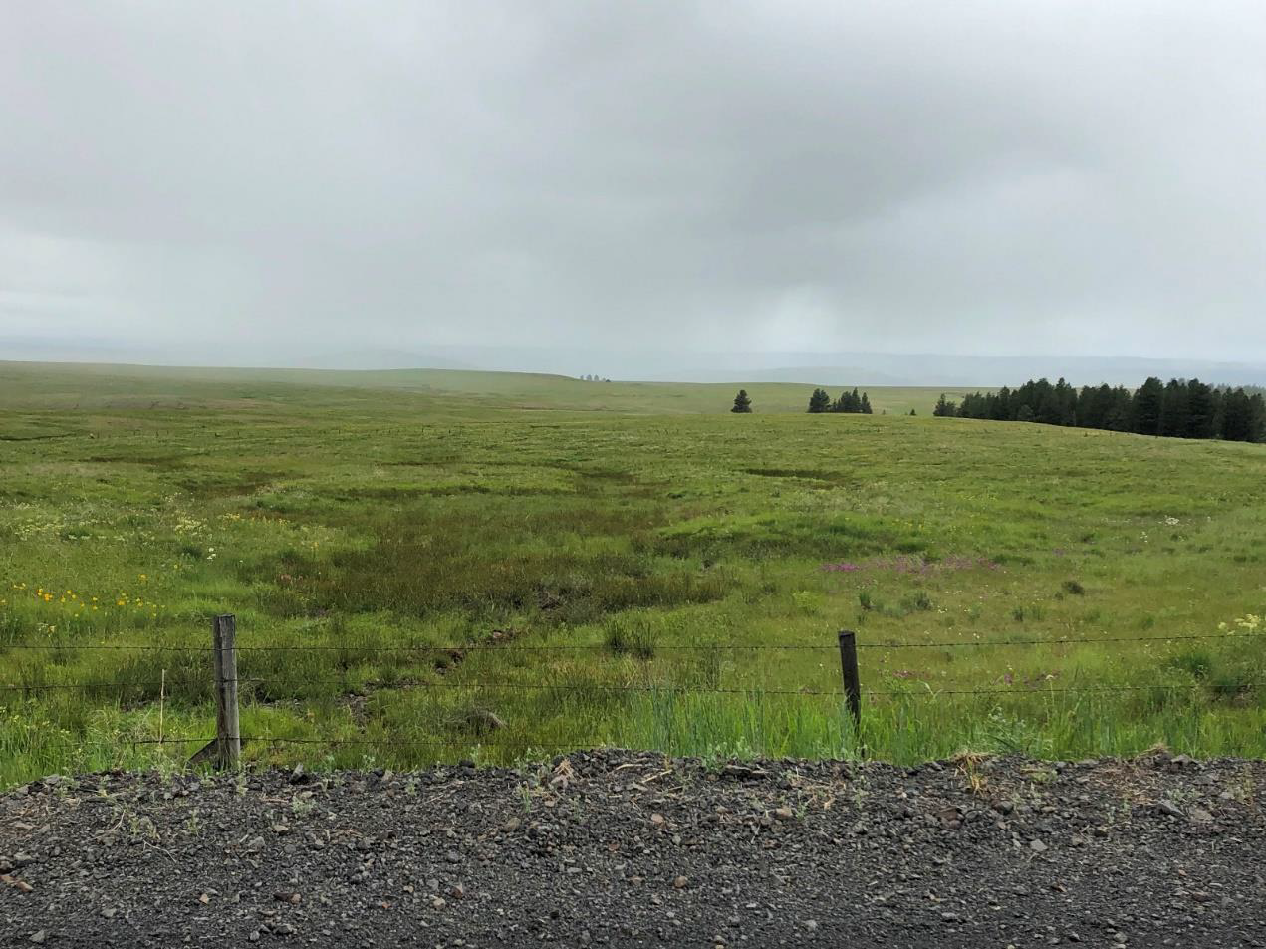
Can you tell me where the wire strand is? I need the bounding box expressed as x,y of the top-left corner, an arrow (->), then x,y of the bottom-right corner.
857,633 -> 1243,648
1,631 -> 1244,653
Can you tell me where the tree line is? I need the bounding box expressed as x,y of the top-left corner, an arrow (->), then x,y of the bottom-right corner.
932,377 -> 1266,442
807,387 -> 873,414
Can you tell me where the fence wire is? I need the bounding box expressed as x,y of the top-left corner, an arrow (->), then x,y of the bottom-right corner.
6,625 -> 1260,761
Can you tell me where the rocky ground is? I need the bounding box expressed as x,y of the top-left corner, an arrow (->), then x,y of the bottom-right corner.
1,750 -> 1264,948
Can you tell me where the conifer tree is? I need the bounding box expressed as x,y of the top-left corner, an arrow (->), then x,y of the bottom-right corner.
807,388 -> 831,413
1221,387 -> 1255,441
1186,379 -> 1215,439
1159,379 -> 1190,437
731,389 -> 752,413
861,392 -> 873,414
1250,393 -> 1266,442
1132,377 -> 1163,435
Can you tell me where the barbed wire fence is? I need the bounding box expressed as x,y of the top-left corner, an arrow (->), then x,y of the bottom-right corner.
0,614 -> 1255,770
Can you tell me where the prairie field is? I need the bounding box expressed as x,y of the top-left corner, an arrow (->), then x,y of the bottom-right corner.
1,360 -> 1264,787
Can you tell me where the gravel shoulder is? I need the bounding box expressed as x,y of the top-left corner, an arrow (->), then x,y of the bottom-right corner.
2,750 -> 1264,948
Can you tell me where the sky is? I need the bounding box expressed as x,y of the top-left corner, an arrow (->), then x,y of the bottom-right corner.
2,1 -> 1265,373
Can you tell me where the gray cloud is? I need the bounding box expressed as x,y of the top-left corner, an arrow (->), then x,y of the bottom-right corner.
2,1 -> 1264,371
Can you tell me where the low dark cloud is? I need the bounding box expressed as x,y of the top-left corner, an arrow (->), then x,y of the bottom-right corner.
2,1 -> 1264,370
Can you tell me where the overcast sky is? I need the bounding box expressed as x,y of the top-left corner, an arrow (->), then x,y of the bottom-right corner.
2,1 -> 1265,369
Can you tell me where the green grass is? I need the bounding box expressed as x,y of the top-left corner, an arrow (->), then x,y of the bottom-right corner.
1,360 -> 1264,786
0,360 -> 966,416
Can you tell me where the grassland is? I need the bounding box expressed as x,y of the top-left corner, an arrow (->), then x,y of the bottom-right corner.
1,360 -> 1264,786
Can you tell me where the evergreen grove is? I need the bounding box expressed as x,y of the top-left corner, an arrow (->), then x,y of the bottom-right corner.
930,377 -> 1266,443
807,387 -> 873,414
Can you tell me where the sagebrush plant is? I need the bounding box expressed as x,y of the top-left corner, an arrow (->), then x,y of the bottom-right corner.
1,362 -> 1265,786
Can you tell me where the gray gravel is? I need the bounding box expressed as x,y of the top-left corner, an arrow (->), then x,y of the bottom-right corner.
2,750 -> 1264,947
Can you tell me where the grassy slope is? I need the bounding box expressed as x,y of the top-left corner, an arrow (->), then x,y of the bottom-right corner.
0,360 -> 967,415
1,362 -> 1264,784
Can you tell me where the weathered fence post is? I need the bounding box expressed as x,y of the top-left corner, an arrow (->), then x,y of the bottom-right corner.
212,614 -> 241,770
838,629 -> 861,733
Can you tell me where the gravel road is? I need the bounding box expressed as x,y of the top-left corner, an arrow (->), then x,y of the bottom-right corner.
2,750 -> 1264,948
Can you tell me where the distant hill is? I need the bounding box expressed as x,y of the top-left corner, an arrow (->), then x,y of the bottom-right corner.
5,337 -> 1264,388
635,353 -> 1266,388
0,360 -> 962,416
293,349 -> 476,371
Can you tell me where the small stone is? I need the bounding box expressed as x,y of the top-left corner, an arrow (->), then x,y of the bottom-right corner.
993,801 -> 1014,815
673,875 -> 688,889
1189,808 -> 1214,823
248,930 -> 260,943
274,892 -> 301,904
804,920 -> 819,931
1156,801 -> 1183,819
29,932 -> 46,945
650,814 -> 666,827
444,850 -> 462,864
1030,839 -> 1048,853
503,818 -> 521,832
245,836 -> 266,852
431,896 -> 447,910
773,807 -> 795,821
101,908 -> 117,919
941,912 -> 961,922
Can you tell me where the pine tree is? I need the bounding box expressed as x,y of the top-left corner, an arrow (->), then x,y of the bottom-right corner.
1105,387 -> 1133,431
1132,377 -> 1163,435
1159,379 -> 1190,437
807,388 -> 831,413
1221,388 -> 1254,441
908,408 -> 916,416
932,393 -> 958,417
1250,393 -> 1266,442
1053,377 -> 1077,426
1186,379 -> 1215,439
731,389 -> 752,413
831,391 -> 851,413
861,392 -> 873,414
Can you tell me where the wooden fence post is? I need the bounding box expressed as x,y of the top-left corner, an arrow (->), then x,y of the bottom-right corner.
212,614 -> 241,770
838,629 -> 861,733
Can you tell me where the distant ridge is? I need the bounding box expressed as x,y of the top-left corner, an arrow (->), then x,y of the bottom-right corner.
4,337 -> 1264,388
